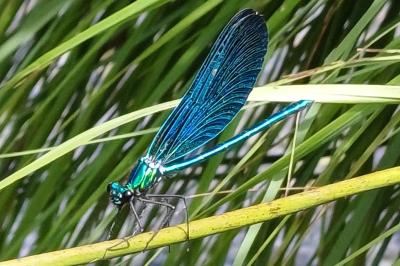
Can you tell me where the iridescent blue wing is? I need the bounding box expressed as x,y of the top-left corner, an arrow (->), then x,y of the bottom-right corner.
146,9 -> 268,165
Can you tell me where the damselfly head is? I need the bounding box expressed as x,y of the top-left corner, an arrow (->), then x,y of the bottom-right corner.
107,182 -> 133,208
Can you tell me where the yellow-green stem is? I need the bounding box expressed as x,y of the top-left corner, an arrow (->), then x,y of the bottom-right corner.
2,166 -> 399,266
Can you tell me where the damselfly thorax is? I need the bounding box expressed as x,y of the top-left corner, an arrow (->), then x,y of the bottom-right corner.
107,156 -> 165,207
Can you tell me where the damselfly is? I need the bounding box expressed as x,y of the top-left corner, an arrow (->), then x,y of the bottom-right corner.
107,8 -> 311,236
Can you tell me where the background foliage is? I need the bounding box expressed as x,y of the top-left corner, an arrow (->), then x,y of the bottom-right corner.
0,0 -> 399,265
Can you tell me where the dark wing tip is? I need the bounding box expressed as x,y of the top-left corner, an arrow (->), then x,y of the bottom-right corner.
236,8 -> 257,16
230,9 -> 268,47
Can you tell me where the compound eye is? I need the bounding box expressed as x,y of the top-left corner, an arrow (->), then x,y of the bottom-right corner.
123,190 -> 133,199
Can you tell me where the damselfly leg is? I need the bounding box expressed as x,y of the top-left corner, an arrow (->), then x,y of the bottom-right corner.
103,200 -> 147,259
140,194 -> 190,250
129,201 -> 145,234
147,194 -> 190,248
136,196 -> 176,250
104,194 -> 188,258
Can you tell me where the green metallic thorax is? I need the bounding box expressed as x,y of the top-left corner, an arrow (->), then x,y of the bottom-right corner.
127,157 -> 162,192
108,157 -> 164,207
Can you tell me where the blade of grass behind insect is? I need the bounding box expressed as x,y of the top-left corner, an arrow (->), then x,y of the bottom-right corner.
324,0 -> 387,63
0,0 -> 171,91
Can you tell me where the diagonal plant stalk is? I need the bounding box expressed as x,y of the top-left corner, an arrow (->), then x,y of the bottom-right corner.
1,166 -> 399,266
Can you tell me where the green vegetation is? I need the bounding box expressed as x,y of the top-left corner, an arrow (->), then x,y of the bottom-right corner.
0,0 -> 399,265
